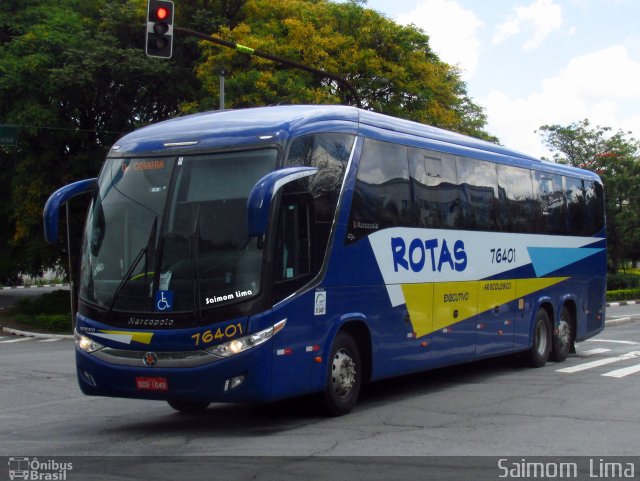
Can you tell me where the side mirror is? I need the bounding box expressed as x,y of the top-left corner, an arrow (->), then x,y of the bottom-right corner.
246,167 -> 318,237
43,178 -> 97,244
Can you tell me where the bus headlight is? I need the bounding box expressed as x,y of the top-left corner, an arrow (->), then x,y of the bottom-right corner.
75,331 -> 105,353
206,319 -> 286,358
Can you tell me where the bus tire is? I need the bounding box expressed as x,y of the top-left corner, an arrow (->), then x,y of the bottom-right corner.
550,305 -> 573,363
525,308 -> 551,368
322,331 -> 362,416
167,399 -> 210,413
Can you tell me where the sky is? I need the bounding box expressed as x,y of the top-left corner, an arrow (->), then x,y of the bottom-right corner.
351,0 -> 640,159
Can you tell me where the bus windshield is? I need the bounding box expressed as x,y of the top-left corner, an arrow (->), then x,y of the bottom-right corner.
79,149 -> 278,313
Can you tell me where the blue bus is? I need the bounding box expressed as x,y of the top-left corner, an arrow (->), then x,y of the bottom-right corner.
44,105 -> 606,415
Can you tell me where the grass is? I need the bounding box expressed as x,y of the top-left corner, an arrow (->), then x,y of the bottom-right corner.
11,289 -> 72,333
606,270 -> 640,302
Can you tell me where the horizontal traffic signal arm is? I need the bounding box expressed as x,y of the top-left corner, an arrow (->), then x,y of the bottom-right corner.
173,26 -> 362,108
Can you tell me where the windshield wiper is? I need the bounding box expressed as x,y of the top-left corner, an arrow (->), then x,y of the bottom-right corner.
104,217 -> 158,317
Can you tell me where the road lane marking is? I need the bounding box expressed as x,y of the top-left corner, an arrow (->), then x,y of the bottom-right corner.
585,339 -> 640,345
579,348 -> 611,357
602,363 -> 640,379
0,337 -> 32,343
38,338 -> 62,342
556,351 -> 640,373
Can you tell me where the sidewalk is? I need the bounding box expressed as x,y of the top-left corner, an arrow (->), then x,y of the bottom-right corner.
0,283 -> 69,290
1,326 -> 73,339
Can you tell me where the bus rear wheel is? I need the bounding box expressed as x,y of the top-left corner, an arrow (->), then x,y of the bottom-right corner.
167,399 -> 210,413
322,331 -> 362,416
525,308 -> 552,368
550,305 -> 573,362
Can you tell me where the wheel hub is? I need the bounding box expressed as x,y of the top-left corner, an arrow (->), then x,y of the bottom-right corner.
557,319 -> 571,346
536,321 -> 548,356
332,349 -> 356,397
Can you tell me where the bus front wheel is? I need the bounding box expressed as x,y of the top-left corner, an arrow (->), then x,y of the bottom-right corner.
525,308 -> 552,368
322,331 -> 362,416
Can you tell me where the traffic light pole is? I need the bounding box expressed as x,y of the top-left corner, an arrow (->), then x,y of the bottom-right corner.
173,26 -> 362,108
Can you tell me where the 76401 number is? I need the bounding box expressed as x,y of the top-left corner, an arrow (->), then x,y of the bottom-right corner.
191,323 -> 243,346
491,248 -> 516,264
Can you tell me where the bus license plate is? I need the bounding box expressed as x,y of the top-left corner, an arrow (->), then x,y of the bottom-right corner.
136,376 -> 168,391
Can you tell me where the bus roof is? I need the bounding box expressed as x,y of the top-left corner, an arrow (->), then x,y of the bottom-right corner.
109,105 -> 598,180
110,105 -> 358,156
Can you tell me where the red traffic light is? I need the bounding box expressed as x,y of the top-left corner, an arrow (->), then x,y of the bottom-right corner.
146,0 -> 174,59
156,7 -> 169,20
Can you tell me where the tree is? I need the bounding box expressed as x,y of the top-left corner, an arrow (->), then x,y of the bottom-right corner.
0,0 -> 212,281
192,0 -> 497,141
0,0 -> 497,282
538,120 -> 640,272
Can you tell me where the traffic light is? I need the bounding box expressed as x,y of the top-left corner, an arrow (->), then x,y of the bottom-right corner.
146,0 -> 174,58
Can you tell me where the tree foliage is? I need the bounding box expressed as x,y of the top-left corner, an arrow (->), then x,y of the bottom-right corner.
0,0 -> 211,281
0,0 -> 495,281
193,0 -> 496,141
538,120 -> 640,272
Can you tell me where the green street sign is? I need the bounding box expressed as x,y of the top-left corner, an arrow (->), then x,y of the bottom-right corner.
0,124 -> 18,146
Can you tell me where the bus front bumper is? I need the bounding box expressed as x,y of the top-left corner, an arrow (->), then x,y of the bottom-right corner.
75,341 -> 274,404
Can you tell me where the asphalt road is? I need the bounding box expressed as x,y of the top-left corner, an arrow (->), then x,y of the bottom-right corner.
1,295 -> 639,479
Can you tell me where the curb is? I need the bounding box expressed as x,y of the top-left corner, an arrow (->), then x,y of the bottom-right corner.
605,316 -> 633,326
606,300 -> 640,307
2,326 -> 74,340
0,283 -> 69,290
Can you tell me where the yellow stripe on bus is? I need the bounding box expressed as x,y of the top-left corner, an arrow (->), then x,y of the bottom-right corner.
402,277 -> 568,338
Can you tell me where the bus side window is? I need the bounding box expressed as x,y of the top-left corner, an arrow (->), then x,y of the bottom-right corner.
409,148 -> 459,229
564,177 -> 586,236
533,172 -> 565,234
347,139 -> 410,242
497,164 -> 535,233
584,180 -> 605,235
456,157 -> 499,231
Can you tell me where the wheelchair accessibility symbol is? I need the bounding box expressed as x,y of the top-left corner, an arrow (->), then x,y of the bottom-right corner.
155,290 -> 174,312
